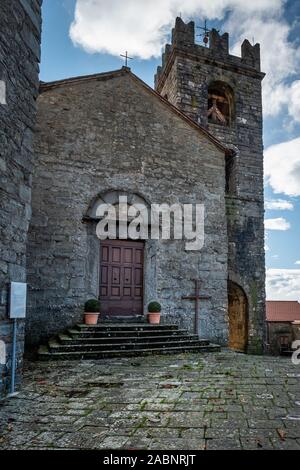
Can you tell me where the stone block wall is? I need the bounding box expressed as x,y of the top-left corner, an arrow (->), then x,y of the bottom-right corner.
27,70 -> 229,346
0,0 -> 42,397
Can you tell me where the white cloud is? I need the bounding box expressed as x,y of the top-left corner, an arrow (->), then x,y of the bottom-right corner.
264,235 -> 269,252
260,80 -> 300,122
266,269 -> 300,301
284,81 -> 300,123
226,13 -> 300,119
295,261 -> 300,265
70,0 -> 284,58
265,218 -> 291,231
265,199 -> 294,211
70,0 -> 300,122
265,137 -> 300,197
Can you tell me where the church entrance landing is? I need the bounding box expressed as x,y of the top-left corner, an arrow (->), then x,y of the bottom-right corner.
100,240 -> 144,316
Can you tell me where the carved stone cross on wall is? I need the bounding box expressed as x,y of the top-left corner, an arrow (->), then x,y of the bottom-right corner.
182,279 -> 211,335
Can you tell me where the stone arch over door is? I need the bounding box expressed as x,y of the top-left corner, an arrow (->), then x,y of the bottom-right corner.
84,190 -> 157,317
86,190 -> 151,220
228,280 -> 248,352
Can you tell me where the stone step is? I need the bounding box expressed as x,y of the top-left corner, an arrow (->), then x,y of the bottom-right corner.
75,323 -> 179,331
101,316 -> 146,323
49,338 -> 209,353
67,328 -> 187,338
38,343 -> 221,360
38,321 -> 220,360
58,333 -> 206,345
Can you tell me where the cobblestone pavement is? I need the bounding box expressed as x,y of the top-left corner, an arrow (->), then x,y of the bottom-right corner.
0,351 -> 300,450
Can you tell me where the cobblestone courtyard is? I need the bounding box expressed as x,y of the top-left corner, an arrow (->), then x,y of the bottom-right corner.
0,351 -> 299,450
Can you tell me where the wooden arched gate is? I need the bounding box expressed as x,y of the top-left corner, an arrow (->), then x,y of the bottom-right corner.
228,281 -> 248,352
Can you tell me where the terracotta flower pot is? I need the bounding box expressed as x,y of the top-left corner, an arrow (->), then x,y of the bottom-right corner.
147,312 -> 161,324
84,312 -> 100,325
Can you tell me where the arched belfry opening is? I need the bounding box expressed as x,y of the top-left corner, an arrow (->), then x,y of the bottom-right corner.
228,281 -> 248,352
208,81 -> 234,126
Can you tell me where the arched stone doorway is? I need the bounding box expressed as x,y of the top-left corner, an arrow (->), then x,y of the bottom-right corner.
85,190 -> 156,318
228,281 -> 248,352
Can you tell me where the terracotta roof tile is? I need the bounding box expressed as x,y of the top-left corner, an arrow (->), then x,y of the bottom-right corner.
266,301 -> 300,322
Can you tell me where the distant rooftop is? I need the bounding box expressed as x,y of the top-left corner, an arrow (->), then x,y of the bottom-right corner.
266,301 -> 300,322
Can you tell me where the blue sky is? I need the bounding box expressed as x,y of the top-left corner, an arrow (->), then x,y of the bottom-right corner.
40,0 -> 300,300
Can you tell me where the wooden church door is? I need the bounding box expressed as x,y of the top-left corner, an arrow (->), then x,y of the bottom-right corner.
100,240 -> 144,316
228,281 -> 248,352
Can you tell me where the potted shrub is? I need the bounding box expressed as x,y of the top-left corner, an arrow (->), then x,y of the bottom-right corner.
84,299 -> 100,325
147,301 -> 161,325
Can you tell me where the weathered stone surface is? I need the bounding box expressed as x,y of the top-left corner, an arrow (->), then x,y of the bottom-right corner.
0,351 -> 299,450
0,0 -> 42,397
156,18 -> 265,354
27,70 -> 228,346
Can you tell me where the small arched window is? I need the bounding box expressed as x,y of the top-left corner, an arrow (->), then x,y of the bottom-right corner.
208,81 -> 234,126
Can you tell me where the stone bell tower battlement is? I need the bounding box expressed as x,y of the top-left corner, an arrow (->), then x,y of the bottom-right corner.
155,17 -> 266,354
155,17 -> 265,201
155,17 -> 262,91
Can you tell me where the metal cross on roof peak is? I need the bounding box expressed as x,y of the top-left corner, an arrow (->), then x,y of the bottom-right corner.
120,51 -> 133,68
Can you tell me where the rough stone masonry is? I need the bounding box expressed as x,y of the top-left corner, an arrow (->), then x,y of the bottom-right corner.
0,0 -> 42,397
26,18 -> 265,354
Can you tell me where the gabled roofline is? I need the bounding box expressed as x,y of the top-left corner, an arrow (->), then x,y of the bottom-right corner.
39,67 -> 231,155
39,68 -> 126,91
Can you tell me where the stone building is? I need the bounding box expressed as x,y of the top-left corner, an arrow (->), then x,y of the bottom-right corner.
0,0 -> 42,397
26,18 -> 265,354
155,18 -> 266,353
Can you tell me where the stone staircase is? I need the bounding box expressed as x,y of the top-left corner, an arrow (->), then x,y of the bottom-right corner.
38,321 -> 220,360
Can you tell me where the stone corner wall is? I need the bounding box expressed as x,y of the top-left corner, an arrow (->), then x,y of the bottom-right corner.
155,18 -> 266,354
0,0 -> 42,398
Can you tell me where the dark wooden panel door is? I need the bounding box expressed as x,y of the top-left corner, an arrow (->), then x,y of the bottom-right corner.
100,240 -> 144,316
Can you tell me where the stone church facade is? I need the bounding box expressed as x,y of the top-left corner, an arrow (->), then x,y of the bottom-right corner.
26,69 -> 229,347
26,18 -> 265,354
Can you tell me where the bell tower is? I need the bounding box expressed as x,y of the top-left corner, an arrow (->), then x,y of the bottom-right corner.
155,17 -> 266,353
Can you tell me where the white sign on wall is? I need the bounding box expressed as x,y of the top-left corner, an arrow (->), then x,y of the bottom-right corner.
10,282 -> 27,319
